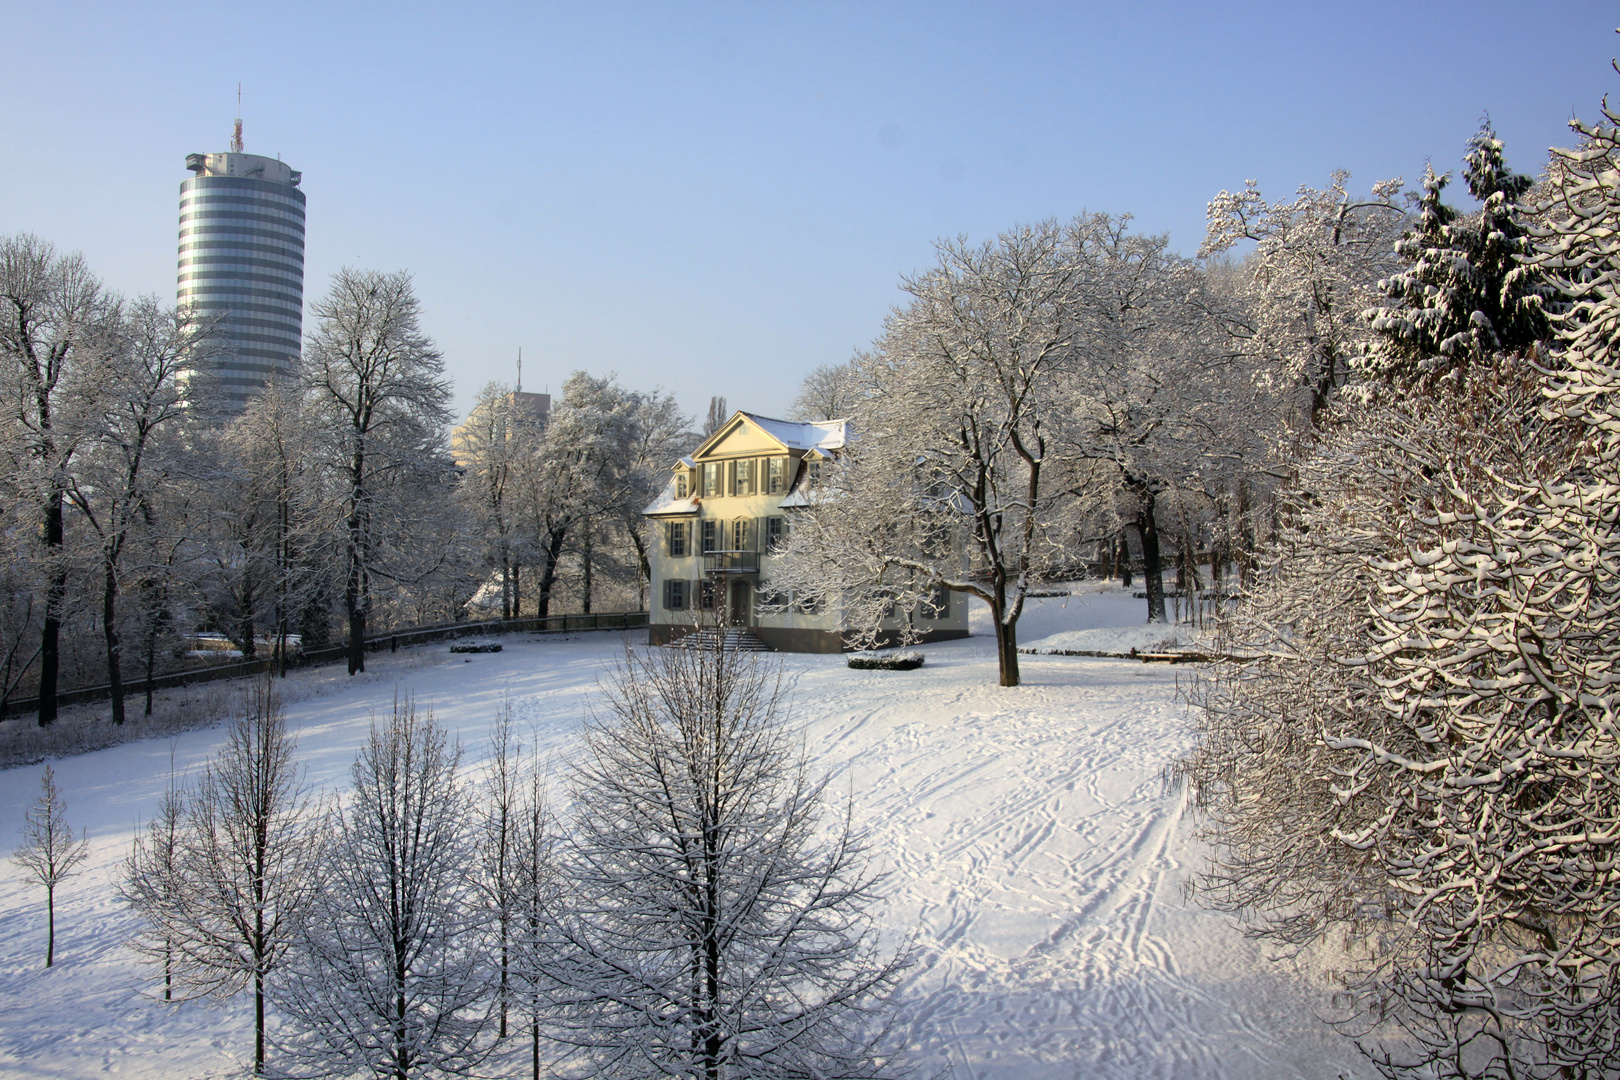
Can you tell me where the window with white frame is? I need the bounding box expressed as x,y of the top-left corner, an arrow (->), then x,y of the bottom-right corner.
698,580 -> 718,610
734,458 -> 754,496
702,462 -> 719,497
701,520 -> 718,553
666,521 -> 688,557
675,471 -> 689,499
765,516 -> 785,553
730,518 -> 751,551
767,457 -> 785,494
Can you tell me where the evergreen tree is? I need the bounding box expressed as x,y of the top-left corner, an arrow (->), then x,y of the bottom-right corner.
1361,124 -> 1553,388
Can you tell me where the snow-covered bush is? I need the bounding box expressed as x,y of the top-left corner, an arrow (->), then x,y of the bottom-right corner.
848,650 -> 925,671
1181,103 -> 1620,1078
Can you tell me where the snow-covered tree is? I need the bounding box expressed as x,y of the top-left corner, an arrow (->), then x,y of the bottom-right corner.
124,759 -> 185,1002
789,361 -> 859,421
13,764 -> 89,968
543,640 -> 909,1079
457,382 -> 543,619
1360,123 -> 1553,389
1177,109 -> 1620,1078
275,695 -> 492,1079
0,234 -> 117,724
513,371 -> 651,617
1202,171 -> 1407,425
301,268 -> 454,674
479,699 -> 520,1040
71,298 -> 216,723
505,743 -> 556,1080
121,678 -> 322,1075
773,221 -> 1093,685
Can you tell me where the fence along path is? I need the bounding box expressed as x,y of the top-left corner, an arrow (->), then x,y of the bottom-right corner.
1,610 -> 650,718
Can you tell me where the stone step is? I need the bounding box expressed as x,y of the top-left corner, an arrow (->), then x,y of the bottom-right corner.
668,627 -> 773,652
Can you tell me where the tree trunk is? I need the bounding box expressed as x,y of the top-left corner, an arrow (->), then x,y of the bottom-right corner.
581,530 -> 594,615
987,594 -> 1021,687
501,555 -> 512,621
1134,501 -> 1166,623
45,883 -> 55,968
103,558 -> 125,725
1118,533 -> 1132,589
255,972 -> 265,1075
39,491 -> 65,727
238,567 -> 257,660
535,529 -> 566,619
346,580 -> 366,676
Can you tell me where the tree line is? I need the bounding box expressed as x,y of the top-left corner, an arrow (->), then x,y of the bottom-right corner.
0,247 -> 690,727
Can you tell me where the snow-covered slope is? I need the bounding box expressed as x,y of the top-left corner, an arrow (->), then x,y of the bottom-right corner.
0,588 -> 1364,1079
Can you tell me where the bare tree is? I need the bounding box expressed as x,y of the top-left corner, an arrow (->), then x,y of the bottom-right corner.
275,695 -> 492,1079
124,755 -> 186,1002
480,699 -> 520,1040
302,268 -> 453,674
120,678 -> 322,1075
704,394 -> 728,436
506,749 -> 555,1080
13,764 -> 90,967
544,640 -> 909,1079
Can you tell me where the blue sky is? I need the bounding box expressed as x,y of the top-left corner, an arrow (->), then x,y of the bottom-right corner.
2,1 -> 1615,423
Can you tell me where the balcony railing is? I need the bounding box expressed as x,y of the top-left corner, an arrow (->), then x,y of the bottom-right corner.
702,550 -> 759,574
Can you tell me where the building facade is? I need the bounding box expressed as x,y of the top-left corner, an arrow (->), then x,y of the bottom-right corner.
177,150 -> 306,414
643,411 -> 970,652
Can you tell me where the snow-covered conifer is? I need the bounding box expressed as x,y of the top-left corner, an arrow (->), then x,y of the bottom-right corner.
1360,124 -> 1553,388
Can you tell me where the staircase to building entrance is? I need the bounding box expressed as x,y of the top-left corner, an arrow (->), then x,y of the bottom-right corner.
668,626 -> 773,652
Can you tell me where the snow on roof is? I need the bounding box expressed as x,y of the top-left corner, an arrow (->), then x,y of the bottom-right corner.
642,491 -> 701,517
740,412 -> 848,452
676,456 -> 697,469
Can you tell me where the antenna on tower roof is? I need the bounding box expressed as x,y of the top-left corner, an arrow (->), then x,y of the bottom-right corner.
231,84 -> 244,153
517,347 -> 522,393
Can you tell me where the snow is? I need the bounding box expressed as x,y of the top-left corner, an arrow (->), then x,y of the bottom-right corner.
0,587 -> 1363,1079
740,411 -> 848,452
1011,584 -> 1200,654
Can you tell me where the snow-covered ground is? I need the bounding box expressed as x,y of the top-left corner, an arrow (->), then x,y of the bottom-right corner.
0,584 -> 1364,1079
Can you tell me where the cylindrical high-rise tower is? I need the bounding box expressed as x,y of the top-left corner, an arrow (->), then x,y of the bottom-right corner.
177,149 -> 305,413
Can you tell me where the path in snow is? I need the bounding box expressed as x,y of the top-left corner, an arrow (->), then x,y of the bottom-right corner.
0,586 -> 1365,1079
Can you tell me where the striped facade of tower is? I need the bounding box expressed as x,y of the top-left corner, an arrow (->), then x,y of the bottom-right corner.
177,152 -> 305,413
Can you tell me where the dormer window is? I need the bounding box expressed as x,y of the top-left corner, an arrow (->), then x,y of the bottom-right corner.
676,471 -> 689,499
807,461 -> 822,487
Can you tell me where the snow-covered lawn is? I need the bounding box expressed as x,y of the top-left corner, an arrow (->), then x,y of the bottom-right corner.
0,586 -> 1363,1079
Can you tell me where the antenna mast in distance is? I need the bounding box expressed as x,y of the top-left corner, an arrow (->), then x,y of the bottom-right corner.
231,84 -> 244,153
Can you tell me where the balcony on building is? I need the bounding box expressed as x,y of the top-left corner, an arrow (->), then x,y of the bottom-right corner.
703,550 -> 759,575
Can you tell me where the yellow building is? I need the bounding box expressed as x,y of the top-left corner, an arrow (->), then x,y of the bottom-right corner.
643,411 -> 970,652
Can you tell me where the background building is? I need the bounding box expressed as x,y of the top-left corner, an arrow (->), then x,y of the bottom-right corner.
177,136 -> 305,414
